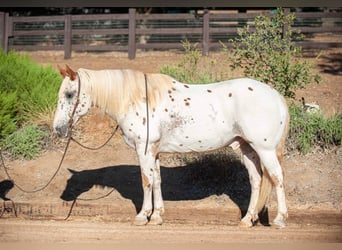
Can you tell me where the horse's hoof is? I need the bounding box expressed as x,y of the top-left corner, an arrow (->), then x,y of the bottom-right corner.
133,216 -> 148,226
273,218 -> 286,229
238,219 -> 253,228
149,214 -> 163,225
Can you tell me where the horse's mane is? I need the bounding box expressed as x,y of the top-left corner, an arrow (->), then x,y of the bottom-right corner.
78,68 -> 174,116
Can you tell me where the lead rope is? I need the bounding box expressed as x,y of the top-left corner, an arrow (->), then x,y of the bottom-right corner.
0,74 -> 82,193
0,76 -> 81,194
0,72 -> 119,219
144,74 -> 150,155
0,138 -> 72,193
70,125 -> 119,151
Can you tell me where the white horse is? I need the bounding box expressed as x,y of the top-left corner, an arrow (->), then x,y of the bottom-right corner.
53,65 -> 289,228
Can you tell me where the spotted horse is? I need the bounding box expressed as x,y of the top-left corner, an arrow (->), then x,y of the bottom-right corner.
53,65 -> 290,228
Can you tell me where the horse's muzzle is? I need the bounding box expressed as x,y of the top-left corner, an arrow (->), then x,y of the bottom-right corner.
54,125 -> 69,138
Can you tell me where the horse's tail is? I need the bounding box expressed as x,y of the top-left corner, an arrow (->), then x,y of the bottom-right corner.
256,102 -> 290,213
255,166 -> 273,213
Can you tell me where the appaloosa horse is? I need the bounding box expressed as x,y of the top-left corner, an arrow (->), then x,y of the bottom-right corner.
53,65 -> 289,228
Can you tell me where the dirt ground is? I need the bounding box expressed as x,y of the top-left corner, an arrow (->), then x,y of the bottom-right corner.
0,44 -> 341,243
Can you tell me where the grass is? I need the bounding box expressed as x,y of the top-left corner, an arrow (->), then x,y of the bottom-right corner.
1,125 -> 49,159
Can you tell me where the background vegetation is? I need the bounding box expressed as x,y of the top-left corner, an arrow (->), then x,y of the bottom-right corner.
0,50 -> 61,158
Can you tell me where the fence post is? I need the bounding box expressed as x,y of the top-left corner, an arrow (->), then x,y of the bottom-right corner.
202,9 -> 210,56
64,14 -> 72,59
0,12 -> 5,50
282,8 -> 290,39
1,13 -> 11,53
128,8 -> 136,60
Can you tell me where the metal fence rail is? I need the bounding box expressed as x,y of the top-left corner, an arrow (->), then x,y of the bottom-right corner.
0,8 -> 341,59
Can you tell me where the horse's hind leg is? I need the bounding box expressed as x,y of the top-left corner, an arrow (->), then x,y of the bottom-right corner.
239,142 -> 262,227
256,149 -> 287,228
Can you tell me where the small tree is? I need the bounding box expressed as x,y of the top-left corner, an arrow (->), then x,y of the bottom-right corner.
226,8 -> 320,98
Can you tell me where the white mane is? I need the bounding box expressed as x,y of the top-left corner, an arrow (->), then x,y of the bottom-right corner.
77,68 -> 174,116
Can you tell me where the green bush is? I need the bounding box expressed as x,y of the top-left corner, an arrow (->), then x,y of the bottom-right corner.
0,49 -> 61,139
226,8 -> 321,99
1,125 -> 48,159
288,105 -> 342,154
0,91 -> 17,138
0,49 -> 61,159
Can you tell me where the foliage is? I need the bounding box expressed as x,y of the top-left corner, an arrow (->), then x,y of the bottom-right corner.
226,8 -> 321,98
1,125 -> 49,159
0,49 -> 61,159
0,48 -> 61,139
0,49 -> 61,140
160,40 -> 223,84
288,105 -> 342,154
0,91 -> 17,139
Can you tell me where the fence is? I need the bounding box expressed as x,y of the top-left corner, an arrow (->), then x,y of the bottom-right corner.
0,8 -> 341,59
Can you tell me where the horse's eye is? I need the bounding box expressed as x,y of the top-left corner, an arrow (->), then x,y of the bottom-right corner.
65,92 -> 74,99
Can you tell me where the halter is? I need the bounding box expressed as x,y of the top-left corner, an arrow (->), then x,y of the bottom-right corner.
144,73 -> 150,155
67,72 -> 82,132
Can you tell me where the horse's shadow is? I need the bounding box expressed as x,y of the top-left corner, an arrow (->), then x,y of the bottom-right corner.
60,154 -> 252,217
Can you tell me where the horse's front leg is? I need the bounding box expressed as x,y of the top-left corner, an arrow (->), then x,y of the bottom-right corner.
133,144 -> 163,226
149,157 -> 164,225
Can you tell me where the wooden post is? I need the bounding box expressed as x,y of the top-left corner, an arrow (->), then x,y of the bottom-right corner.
4,13 -> 13,53
202,9 -> 209,56
64,14 -> 72,59
282,8 -> 290,39
2,13 -> 11,53
128,8 -> 136,60
0,12 -> 5,50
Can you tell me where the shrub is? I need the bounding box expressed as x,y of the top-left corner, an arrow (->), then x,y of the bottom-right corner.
225,8 -> 321,99
1,125 -> 49,159
0,49 -> 61,159
0,49 -> 61,139
288,105 -> 342,154
0,91 -> 17,138
160,40 -> 224,84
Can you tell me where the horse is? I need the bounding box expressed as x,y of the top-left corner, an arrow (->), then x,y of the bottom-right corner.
53,65 -> 290,228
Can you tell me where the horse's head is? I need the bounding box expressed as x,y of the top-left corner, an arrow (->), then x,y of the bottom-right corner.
60,168 -> 94,201
53,65 -> 91,137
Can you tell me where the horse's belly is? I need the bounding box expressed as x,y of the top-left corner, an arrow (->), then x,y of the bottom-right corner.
158,121 -> 234,153
159,137 -> 231,153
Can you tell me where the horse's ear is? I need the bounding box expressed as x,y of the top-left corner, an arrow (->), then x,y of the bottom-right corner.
65,64 -> 77,81
67,168 -> 79,175
58,64 -> 67,78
